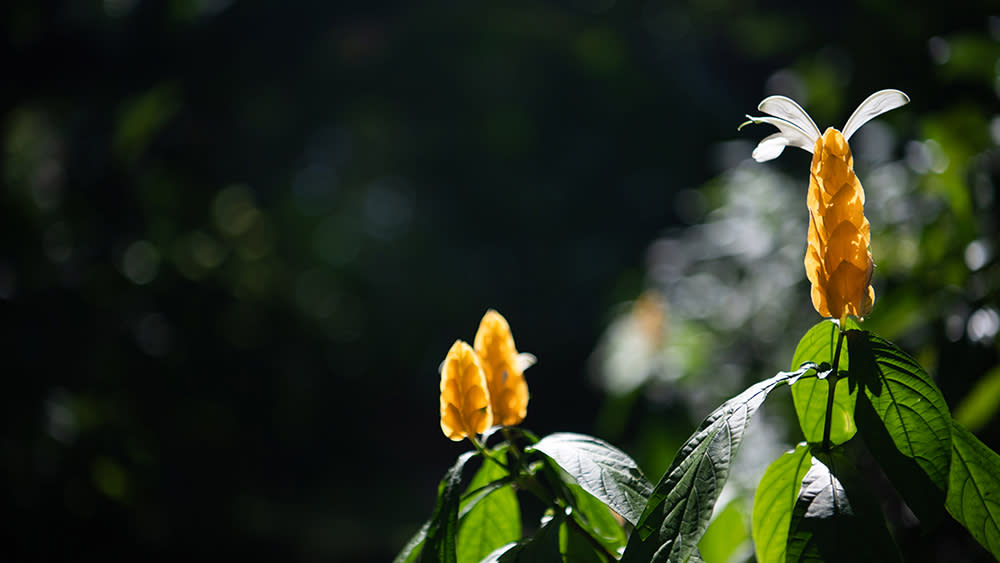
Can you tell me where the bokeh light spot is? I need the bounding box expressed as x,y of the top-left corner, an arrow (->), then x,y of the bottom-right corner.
121,240 -> 160,285
214,184 -> 259,237
92,457 -> 129,502
968,307 -> 1000,343
965,239 -> 991,271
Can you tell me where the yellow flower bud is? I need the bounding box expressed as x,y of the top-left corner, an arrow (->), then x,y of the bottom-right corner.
805,128 -> 875,324
440,340 -> 493,441
474,310 -> 535,427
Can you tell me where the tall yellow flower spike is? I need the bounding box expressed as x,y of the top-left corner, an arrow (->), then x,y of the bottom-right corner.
440,340 -> 493,441
805,128 -> 875,323
742,89 -> 910,322
474,309 -> 536,427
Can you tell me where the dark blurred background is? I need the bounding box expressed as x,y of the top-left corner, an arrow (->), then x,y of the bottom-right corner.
3,1 -> 999,561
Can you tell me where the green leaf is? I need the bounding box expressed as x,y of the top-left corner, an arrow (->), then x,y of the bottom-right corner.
751,443 -> 812,563
946,420 -> 1000,558
394,522 -> 430,563
564,481 -> 628,555
848,330 -> 952,491
405,450 -> 477,563
855,389 -> 945,527
790,320 -> 856,445
786,449 -> 901,563
620,365 -> 813,563
457,452 -> 521,563
698,500 -> 750,563
531,432 -> 652,527
560,518 -> 606,563
484,513 -> 564,563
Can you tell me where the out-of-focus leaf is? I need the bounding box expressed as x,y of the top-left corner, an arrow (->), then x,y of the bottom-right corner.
457,449 -> 521,563
620,364 -> 814,563
953,365 -> 1000,432
848,330 -> 951,491
946,421 -> 1000,558
790,320 -> 856,445
698,499 -> 750,563
786,449 -> 901,562
751,443 -> 812,563
531,432 -> 652,527
394,451 -> 476,563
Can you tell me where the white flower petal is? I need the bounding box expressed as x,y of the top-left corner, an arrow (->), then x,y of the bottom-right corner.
743,116 -> 817,158
752,133 -> 790,162
758,95 -> 822,140
515,353 -> 536,372
842,89 -> 910,140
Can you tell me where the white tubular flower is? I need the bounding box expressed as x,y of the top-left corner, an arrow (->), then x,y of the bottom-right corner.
740,89 -> 910,162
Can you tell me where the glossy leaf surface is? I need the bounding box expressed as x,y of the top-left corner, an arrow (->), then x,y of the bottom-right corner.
531,432 -> 652,527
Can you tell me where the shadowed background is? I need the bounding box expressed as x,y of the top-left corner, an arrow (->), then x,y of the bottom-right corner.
2,1 -> 999,561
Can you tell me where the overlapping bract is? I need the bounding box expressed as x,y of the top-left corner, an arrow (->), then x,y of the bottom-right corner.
742,89 -> 909,322
440,340 -> 492,441
439,310 -> 535,441
806,128 -> 875,322
475,310 -> 535,426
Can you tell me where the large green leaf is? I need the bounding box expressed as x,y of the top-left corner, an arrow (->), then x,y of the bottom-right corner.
531,432 -> 652,527
786,449 -> 901,563
855,390 -> 945,527
848,330 -> 951,491
946,421 -> 1000,558
751,443 -> 812,563
457,452 -> 521,563
394,451 -> 476,563
620,365 -> 814,563
790,320 -> 856,445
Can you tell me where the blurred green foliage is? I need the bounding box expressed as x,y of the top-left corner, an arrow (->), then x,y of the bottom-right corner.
1,1 -> 998,561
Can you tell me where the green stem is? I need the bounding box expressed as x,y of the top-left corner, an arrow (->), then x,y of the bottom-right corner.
821,328 -> 847,451
469,435 -> 508,471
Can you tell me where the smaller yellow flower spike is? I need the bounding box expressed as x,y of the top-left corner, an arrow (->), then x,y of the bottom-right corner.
440,340 -> 493,441
742,89 -> 909,322
474,310 -> 536,427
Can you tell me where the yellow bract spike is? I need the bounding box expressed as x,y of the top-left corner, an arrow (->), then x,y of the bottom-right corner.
439,340 -> 493,441
474,310 -> 532,427
805,128 -> 875,323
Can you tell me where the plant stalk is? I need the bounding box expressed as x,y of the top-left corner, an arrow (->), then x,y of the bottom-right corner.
821,328 -> 847,451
